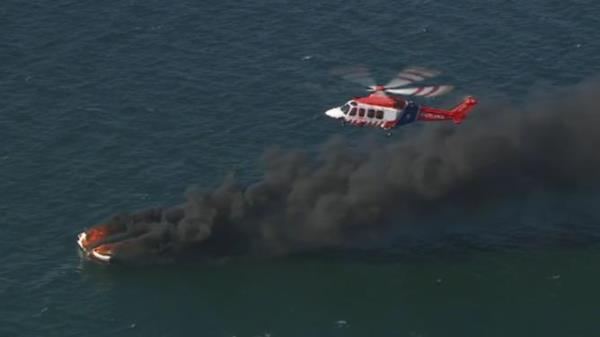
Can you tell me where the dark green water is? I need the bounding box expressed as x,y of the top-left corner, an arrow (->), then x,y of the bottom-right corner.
78,250 -> 600,336
2,1 -> 600,336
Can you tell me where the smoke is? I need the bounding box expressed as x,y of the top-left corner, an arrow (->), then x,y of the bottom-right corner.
94,80 -> 600,261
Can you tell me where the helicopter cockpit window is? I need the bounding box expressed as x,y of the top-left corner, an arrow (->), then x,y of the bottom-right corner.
358,108 -> 365,117
367,109 -> 375,118
349,108 -> 357,116
350,101 -> 357,106
376,110 -> 384,119
341,104 -> 350,114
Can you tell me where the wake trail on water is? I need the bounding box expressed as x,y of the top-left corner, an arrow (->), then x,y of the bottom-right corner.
84,80 -> 600,262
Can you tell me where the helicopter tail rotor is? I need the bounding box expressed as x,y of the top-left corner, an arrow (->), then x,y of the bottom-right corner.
450,96 -> 478,124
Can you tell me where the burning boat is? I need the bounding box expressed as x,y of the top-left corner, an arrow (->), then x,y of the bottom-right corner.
76,208 -> 186,263
77,227 -> 118,262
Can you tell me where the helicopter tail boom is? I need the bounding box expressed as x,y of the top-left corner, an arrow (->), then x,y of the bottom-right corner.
418,96 -> 478,124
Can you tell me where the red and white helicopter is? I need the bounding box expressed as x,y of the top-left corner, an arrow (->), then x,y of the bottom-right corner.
325,66 -> 477,131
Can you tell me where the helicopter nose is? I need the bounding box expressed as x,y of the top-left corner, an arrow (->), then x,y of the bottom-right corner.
325,107 -> 344,119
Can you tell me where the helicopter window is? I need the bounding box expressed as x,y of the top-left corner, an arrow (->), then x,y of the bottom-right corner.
367,109 -> 375,118
350,101 -> 357,106
341,104 -> 350,114
358,108 -> 365,117
376,110 -> 384,119
349,108 -> 357,116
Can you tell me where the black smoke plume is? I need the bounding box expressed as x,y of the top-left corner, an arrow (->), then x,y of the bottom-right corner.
92,80 -> 600,261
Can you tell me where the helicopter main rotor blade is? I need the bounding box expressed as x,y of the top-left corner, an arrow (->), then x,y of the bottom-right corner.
332,66 -> 376,89
385,85 -> 453,97
384,67 -> 442,89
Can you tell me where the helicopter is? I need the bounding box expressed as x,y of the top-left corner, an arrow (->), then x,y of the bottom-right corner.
325,66 -> 477,132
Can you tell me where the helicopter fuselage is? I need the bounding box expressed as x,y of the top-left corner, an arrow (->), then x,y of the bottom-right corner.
325,92 -> 477,130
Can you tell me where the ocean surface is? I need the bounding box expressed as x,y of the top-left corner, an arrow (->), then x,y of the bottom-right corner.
2,1 -> 600,336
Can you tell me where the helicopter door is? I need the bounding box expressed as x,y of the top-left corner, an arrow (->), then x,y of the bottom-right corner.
397,102 -> 420,126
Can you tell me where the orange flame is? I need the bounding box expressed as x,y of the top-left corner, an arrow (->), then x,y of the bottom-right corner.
81,226 -> 112,249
